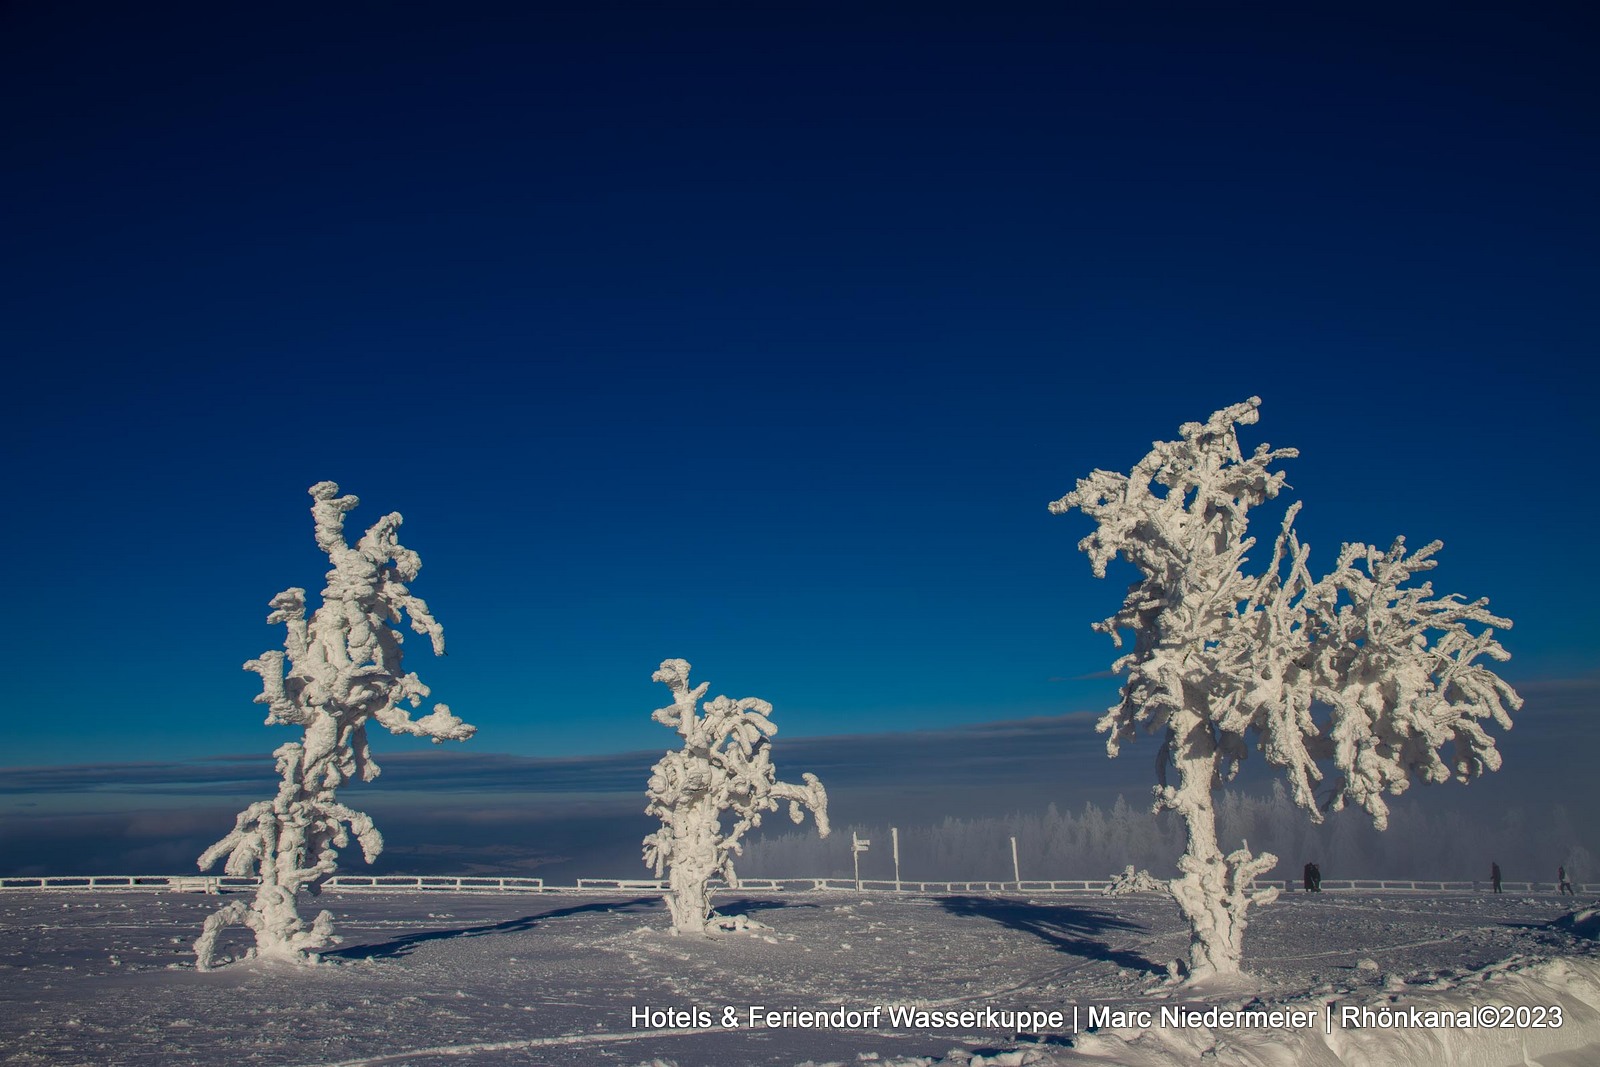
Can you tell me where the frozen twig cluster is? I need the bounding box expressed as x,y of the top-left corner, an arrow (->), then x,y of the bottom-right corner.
195,482 -> 474,969
1104,865 -> 1170,896
644,659 -> 829,934
1050,398 -> 1519,980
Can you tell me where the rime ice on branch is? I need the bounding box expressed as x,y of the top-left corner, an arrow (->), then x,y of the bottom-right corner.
194,482 -> 475,970
1104,866 -> 1170,897
1049,398 -> 1519,982
643,659 -> 829,935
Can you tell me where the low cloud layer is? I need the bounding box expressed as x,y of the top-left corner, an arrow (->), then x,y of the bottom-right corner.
3,676 -> 1594,880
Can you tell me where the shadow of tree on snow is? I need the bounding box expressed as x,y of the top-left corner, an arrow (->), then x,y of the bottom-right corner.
712,896 -> 822,917
937,895 -> 1162,974
326,896 -> 660,961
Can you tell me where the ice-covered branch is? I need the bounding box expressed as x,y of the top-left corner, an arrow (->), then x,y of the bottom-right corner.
1313,536 -> 1522,829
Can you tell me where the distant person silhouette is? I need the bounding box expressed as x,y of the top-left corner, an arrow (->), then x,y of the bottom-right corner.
1491,861 -> 1503,894
1304,862 -> 1315,892
1559,866 -> 1575,896
1311,862 -> 1322,892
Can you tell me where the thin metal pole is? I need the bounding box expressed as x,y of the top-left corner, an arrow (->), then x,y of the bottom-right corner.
1010,836 -> 1020,889
892,827 -> 901,892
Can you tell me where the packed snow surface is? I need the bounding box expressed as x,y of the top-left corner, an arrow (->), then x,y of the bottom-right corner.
2,889 -> 1596,1066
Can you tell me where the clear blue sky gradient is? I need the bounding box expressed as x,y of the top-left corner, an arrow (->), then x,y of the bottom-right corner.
3,3 -> 1596,766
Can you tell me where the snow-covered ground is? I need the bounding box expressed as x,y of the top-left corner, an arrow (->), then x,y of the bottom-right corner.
2,888 -> 1596,1066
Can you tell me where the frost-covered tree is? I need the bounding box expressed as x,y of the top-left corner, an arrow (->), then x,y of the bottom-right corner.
643,659 -> 830,935
1049,398 -> 1519,982
194,482 -> 475,969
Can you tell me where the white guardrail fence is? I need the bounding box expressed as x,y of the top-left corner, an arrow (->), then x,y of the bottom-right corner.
0,875 -> 1594,895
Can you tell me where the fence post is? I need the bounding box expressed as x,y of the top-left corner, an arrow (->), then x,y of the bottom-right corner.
852,833 -> 870,890
892,827 -> 901,892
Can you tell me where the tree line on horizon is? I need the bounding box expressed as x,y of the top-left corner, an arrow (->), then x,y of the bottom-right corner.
738,786 -> 1595,888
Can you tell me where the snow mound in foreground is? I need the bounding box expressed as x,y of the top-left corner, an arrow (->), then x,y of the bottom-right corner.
868,956 -> 1600,1067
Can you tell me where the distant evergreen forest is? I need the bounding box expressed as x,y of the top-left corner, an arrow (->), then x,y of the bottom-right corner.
740,783 -> 1595,887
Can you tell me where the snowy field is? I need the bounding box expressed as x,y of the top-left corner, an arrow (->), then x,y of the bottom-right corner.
3,889 -> 1598,1067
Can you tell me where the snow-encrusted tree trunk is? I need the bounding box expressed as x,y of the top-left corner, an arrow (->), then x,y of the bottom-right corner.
643,659 -> 829,935
1049,398 -> 1519,983
195,482 -> 475,970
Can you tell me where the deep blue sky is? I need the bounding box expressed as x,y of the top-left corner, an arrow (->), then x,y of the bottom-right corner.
3,2 -> 1596,769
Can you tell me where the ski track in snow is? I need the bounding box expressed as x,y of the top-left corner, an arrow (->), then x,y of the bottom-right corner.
1261,926 -> 1491,963
2,889 -> 1596,1066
